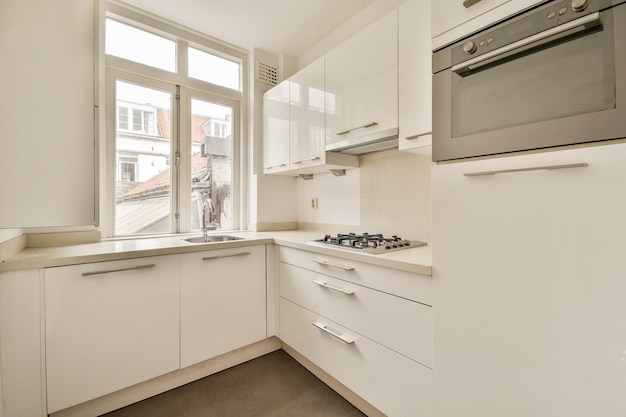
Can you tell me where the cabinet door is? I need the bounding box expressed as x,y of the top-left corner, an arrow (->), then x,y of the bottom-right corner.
399,0 -> 432,152
0,269 -> 45,417
0,0 -> 94,228
180,245 -> 266,368
45,256 -> 180,413
325,10 -> 398,146
263,81 -> 290,174
432,143 -> 626,417
289,57 -> 326,170
432,0 -> 545,50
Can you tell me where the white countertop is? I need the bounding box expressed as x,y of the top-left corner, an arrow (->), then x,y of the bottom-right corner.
0,230 -> 432,276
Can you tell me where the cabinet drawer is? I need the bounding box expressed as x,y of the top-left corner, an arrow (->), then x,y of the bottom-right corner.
280,298 -> 433,417
280,263 -> 432,367
279,246 -> 431,305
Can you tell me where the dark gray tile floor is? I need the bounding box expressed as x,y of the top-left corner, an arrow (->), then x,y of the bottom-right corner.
101,350 -> 367,417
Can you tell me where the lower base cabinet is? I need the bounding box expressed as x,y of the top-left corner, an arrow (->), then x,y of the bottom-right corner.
44,255 -> 181,413
180,245 -> 267,367
0,269 -> 45,417
280,299 -> 432,417
278,247 -> 433,417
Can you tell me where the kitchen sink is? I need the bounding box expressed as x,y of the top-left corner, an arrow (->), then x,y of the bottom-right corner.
184,235 -> 244,243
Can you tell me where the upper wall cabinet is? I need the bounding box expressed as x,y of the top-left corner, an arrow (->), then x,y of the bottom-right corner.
0,0 -> 95,228
399,0 -> 432,153
263,57 -> 358,176
325,10 -> 398,149
431,0 -> 546,50
263,81 -> 291,174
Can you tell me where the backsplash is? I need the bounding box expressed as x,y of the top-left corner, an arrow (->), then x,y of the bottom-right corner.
296,149 -> 432,243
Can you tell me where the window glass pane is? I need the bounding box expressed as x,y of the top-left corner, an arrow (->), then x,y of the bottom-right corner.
115,80 -> 172,235
188,47 -> 240,90
190,98 -> 233,232
106,19 -> 176,72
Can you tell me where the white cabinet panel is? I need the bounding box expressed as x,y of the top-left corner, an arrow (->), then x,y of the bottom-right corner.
263,58 -> 358,176
289,58 -> 326,170
0,269 -> 45,417
180,246 -> 266,368
45,256 -> 180,413
432,143 -> 626,417
279,246 -> 432,305
432,0 -> 546,50
263,81 -> 291,174
399,0 -> 432,153
0,0 -> 94,228
280,262 -> 432,367
325,10 -> 398,146
280,298 -> 432,417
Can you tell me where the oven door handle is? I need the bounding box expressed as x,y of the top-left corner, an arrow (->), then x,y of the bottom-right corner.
452,12 -> 601,75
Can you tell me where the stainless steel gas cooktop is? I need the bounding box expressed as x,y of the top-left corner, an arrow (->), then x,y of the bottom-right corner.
313,233 -> 427,254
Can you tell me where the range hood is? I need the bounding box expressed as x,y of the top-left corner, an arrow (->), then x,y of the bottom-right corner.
325,127 -> 399,155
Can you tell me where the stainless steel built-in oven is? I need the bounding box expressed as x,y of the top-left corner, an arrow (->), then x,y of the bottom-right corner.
432,0 -> 626,162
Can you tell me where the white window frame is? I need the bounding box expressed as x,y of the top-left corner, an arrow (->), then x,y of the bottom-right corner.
100,1 -> 248,238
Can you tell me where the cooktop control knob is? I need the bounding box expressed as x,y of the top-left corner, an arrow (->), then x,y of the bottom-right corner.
463,41 -> 478,55
571,0 -> 588,12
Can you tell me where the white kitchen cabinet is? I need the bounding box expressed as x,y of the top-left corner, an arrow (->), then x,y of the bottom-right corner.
263,58 -> 358,176
325,10 -> 398,147
0,269 -> 46,417
45,255 -> 180,413
180,245 -> 267,368
279,247 -> 432,417
431,0 -> 546,50
263,81 -> 291,174
0,0 -> 95,228
432,143 -> 626,417
280,299 -> 432,417
399,0 -> 432,153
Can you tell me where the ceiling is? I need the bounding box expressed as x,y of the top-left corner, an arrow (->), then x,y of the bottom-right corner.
118,0 -> 376,58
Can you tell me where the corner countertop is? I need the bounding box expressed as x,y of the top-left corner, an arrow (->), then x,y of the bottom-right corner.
0,231 -> 432,276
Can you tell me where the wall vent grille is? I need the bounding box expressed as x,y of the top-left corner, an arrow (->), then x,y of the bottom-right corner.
257,61 -> 278,86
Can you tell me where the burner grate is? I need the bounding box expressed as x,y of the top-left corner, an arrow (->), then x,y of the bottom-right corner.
315,233 -> 426,254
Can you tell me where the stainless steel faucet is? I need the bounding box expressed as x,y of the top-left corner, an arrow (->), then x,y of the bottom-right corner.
201,198 -> 216,236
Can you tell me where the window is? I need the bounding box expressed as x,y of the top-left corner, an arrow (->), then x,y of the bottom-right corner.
104,7 -> 245,237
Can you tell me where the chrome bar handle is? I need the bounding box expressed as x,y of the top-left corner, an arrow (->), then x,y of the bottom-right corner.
312,321 -> 355,344
203,252 -> 251,261
293,156 -> 321,164
312,259 -> 355,271
463,0 -> 482,8
312,279 -> 355,295
405,132 -> 432,140
82,263 -> 156,277
266,163 -> 287,170
336,122 -> 378,136
452,12 -> 601,75
464,162 -> 588,177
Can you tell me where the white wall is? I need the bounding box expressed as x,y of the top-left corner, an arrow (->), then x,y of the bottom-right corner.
297,0 -> 406,69
248,48 -> 297,230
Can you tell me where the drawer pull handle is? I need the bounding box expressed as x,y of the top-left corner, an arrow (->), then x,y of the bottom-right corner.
464,162 -> 588,177
266,163 -> 287,170
336,122 -> 378,136
312,279 -> 355,295
312,321 -> 355,344
405,132 -> 431,140
203,252 -> 251,261
82,263 -> 155,277
312,259 -> 354,271
463,0 -> 482,8
293,156 -> 321,164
